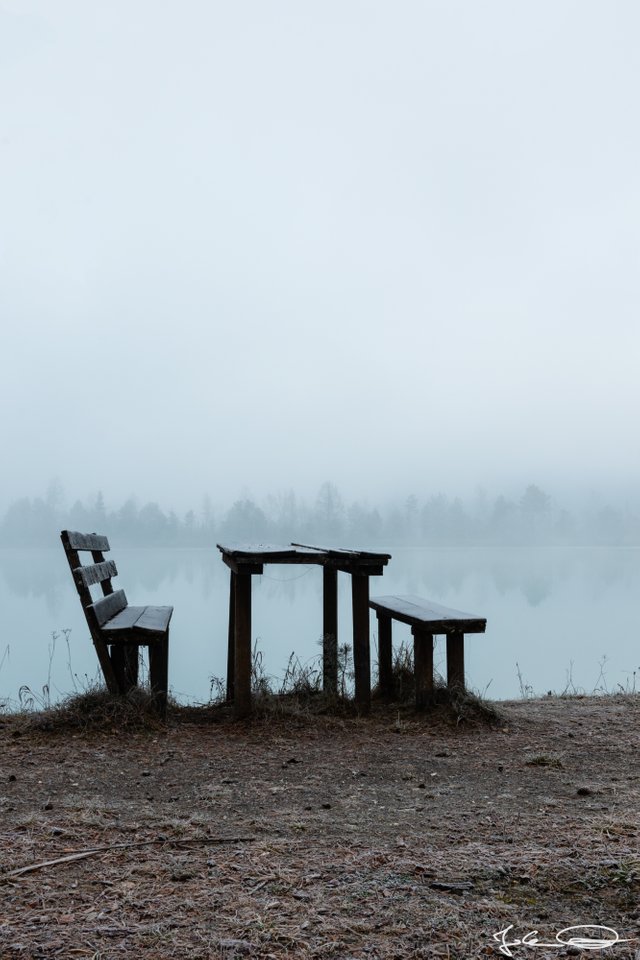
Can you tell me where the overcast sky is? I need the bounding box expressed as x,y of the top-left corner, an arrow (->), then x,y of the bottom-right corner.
1,0 -> 639,513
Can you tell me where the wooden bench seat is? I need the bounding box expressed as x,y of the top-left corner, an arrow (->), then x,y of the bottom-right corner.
61,531 -> 172,716
369,594 -> 486,709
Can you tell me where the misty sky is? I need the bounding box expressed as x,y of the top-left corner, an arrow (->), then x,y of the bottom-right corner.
1,1 -> 639,514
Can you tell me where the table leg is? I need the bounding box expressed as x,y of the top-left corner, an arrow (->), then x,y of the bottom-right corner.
377,613 -> 393,700
413,627 -> 434,710
447,630 -> 465,690
323,566 -> 338,694
351,574 -> 371,714
234,573 -> 252,718
226,570 -> 236,702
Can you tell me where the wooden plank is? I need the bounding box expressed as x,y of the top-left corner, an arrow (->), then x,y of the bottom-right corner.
234,574 -> 252,718
110,644 -> 127,693
351,574 -> 371,714
149,634 -> 169,718
73,560 -> 118,588
376,613 -> 393,700
227,570 -> 236,702
413,627 -> 434,710
217,543 -> 327,565
447,630 -> 465,689
62,531 -> 110,552
100,604 -> 144,632
133,606 -> 173,634
91,637 -> 121,694
220,557 -> 264,575
335,563 -> 387,576
111,645 -> 139,692
369,595 -> 486,633
322,566 -> 338,695
90,590 -> 128,628
292,542 -> 392,562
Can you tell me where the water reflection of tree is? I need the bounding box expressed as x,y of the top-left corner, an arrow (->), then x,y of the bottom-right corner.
520,576 -> 552,607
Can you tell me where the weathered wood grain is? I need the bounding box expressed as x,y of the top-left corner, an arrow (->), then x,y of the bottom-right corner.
351,574 -> 371,714
100,605 -> 146,632
369,595 -> 486,633
376,613 -> 393,700
292,542 -> 391,562
447,630 -> 465,689
63,531 -> 110,552
413,626 -> 434,710
322,566 -> 338,695
234,573 -> 252,719
90,590 -> 128,627
73,560 -> 118,588
133,606 -> 173,634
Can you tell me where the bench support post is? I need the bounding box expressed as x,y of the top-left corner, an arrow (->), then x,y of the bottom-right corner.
412,626 -> 434,710
446,630 -> 465,690
376,613 -> 393,700
92,638 -> 121,695
149,634 -> 169,719
351,574 -> 371,714
322,566 -> 338,695
234,573 -> 253,718
226,571 -> 236,702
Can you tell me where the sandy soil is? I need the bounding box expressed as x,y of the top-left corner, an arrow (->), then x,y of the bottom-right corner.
1,695 -> 639,959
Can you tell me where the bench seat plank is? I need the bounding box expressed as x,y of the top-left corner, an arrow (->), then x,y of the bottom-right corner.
370,595 -> 486,633
133,606 -> 173,634
101,605 -> 147,633
101,605 -> 173,636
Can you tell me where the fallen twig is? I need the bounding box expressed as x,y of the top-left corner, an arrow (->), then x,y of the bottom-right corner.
1,835 -> 256,882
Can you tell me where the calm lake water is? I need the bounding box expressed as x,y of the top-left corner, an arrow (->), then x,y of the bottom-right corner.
1,546 -> 639,708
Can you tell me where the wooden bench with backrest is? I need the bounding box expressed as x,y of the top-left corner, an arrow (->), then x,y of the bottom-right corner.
61,531 -> 172,716
369,595 -> 486,709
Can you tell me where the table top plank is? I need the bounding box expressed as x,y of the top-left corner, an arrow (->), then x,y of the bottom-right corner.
217,542 -> 328,565
218,542 -> 392,569
292,542 -> 392,562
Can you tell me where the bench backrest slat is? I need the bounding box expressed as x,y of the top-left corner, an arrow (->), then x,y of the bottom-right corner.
74,560 -> 118,589
90,589 -> 128,628
63,531 -> 111,552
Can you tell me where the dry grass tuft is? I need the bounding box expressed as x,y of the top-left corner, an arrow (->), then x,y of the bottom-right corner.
13,685 -> 170,734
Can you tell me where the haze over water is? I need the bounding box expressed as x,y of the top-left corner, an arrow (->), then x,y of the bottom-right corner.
1,545 -> 638,709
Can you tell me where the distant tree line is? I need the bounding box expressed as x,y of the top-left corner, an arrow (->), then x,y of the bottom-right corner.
0,480 -> 638,548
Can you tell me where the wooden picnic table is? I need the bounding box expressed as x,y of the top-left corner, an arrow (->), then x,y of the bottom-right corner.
217,542 -> 391,717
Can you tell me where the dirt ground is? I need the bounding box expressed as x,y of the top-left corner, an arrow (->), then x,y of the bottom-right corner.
1,694 -> 639,960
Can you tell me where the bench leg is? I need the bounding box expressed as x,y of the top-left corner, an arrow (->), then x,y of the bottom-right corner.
351,574 -> 371,715
123,645 -> 139,690
412,627 -> 434,710
234,573 -> 253,719
93,638 -> 121,695
323,566 -> 338,695
446,630 -> 465,690
377,613 -> 393,700
149,633 -> 169,719
110,644 -> 127,694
